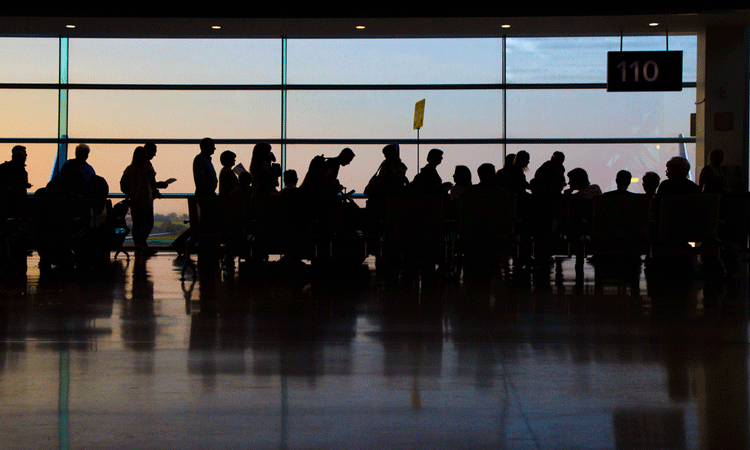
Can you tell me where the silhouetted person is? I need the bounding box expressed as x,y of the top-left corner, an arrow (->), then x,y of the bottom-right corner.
449,165 -> 472,201
375,143 -> 409,195
218,150 -> 240,197
562,168 -> 601,242
467,163 -> 506,194
250,143 -> 276,196
566,167 -> 602,199
642,171 -> 660,198
699,149 -> 727,194
656,157 -> 700,196
0,145 -> 31,275
494,153 -> 515,187
532,151 -> 566,195
60,143 -> 96,199
144,142 -> 171,190
191,137 -> 219,239
604,169 -> 635,195
324,148 -> 355,196
410,148 -> 451,194
0,145 -> 31,220
121,146 -> 159,256
503,150 -> 530,195
193,138 -> 217,196
281,170 -> 298,193
365,143 -> 409,234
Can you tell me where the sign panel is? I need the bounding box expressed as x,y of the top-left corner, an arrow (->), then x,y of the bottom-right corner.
414,99 -> 425,129
607,51 -> 682,92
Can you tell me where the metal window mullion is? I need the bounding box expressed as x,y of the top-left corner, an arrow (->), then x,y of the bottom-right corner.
54,36 -> 69,180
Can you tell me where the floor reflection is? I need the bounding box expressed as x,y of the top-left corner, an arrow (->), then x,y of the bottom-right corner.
0,252 -> 747,449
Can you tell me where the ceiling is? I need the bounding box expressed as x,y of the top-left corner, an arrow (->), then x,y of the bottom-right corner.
1,8 -> 749,39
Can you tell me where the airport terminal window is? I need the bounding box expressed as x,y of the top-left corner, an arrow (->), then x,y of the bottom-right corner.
0,34 -> 698,213
286,89 -> 503,140
67,90 -> 281,139
67,38 -> 281,84
0,37 -> 59,83
286,38 -> 504,84
506,35 -> 697,83
506,88 -> 695,139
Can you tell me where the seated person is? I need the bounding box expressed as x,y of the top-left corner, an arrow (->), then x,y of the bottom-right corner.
604,170 -> 635,195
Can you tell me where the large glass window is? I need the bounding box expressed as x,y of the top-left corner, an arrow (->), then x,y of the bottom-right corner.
286,38 -> 503,84
0,34 -> 698,214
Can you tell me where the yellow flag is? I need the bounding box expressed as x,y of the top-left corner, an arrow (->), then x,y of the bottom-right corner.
414,99 -> 425,130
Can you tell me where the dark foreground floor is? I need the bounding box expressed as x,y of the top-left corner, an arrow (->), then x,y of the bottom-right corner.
0,252 -> 748,449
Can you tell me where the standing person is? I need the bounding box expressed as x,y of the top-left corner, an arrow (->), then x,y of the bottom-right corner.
218,150 -> 240,197
0,145 -> 31,274
193,138 -> 218,196
532,151 -> 566,195
0,145 -> 31,219
144,142 -> 173,191
249,143 -> 277,196
323,148 -> 355,196
60,143 -> 96,199
699,149 -> 727,194
449,165 -> 473,201
410,148 -> 452,194
121,146 -> 158,256
503,150 -> 531,195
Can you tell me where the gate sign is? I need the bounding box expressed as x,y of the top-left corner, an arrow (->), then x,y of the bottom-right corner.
414,99 -> 425,130
607,51 -> 682,92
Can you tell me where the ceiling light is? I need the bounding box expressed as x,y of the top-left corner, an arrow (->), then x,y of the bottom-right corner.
356,25 -> 365,30
501,24 -> 511,29
211,25 -> 221,30
65,24 -> 75,29
649,22 -> 659,27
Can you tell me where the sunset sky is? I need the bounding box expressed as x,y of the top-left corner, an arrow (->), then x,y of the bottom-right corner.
0,35 -> 698,214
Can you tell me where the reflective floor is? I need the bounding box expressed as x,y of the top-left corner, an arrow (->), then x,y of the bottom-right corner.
1,251 -> 749,449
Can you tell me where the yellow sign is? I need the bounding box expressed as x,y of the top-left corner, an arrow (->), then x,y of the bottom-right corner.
414,99 -> 425,130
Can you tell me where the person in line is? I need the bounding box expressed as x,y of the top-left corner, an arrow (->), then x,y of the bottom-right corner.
60,143 -> 96,199
190,137 -> 219,239
121,146 -> 159,256
410,148 -> 452,194
218,150 -> 240,197
323,148 -> 355,197
281,170 -> 298,194
532,151 -> 566,196
193,138 -> 218,196
0,145 -> 31,219
449,165 -> 472,201
364,143 -> 409,235
494,153 -> 515,187
144,142 -> 172,191
699,149 -> 727,194
249,143 -> 277,197
604,170 -> 635,195
502,150 -> 531,195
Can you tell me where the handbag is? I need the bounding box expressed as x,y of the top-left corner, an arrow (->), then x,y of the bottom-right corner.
364,162 -> 386,197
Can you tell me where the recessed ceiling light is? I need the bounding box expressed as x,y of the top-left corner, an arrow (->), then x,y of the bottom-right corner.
501,24 -> 511,29
65,24 -> 75,29
649,22 -> 659,27
211,25 -> 221,30
356,25 -> 365,30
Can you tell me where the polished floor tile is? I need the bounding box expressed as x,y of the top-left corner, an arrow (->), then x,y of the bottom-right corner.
0,252 -> 748,449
